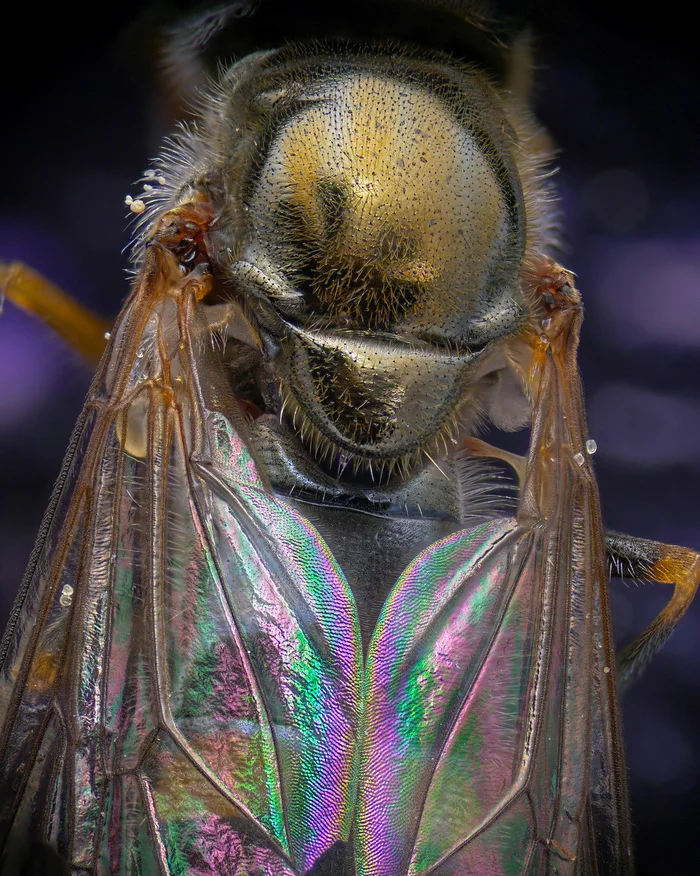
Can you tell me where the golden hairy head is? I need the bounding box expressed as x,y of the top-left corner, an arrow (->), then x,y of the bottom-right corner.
252,72 -> 510,334
143,44 -> 554,474
232,49 -> 530,345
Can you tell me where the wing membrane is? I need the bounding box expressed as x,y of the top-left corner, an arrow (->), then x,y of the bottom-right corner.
357,520 -> 537,874
0,248 -> 363,874
355,288 -> 633,876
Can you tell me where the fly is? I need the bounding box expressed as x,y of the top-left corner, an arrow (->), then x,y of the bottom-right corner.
0,2 -> 698,874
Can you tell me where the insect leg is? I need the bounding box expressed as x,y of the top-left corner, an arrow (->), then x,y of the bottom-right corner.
462,437 -> 526,484
0,261 -> 110,365
464,438 -> 699,682
606,531 -> 700,683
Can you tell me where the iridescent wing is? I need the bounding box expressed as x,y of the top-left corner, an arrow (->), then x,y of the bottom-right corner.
0,201 -> 633,876
352,268 -> 633,875
0,217 -> 362,874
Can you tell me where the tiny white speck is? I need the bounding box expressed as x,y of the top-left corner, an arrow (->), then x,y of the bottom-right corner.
603,666 -> 610,674
129,199 -> 146,215
541,317 -> 552,330
143,184 -> 153,192
573,451 -> 585,466
136,349 -> 144,359
144,169 -> 156,179
104,331 -> 111,340
586,438 -> 598,455
157,176 -> 166,185
124,194 -> 133,205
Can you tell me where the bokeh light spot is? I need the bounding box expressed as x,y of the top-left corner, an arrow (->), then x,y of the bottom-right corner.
589,383 -> 700,468
582,167 -> 649,234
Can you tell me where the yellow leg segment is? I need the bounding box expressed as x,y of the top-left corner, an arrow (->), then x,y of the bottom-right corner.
1,261 -> 111,366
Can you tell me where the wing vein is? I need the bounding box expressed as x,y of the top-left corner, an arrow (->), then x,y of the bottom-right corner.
153,393 -> 295,863
402,529 -> 532,873
421,526 -> 559,874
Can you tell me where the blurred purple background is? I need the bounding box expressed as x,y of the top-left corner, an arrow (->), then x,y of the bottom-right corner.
0,3 -> 698,872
